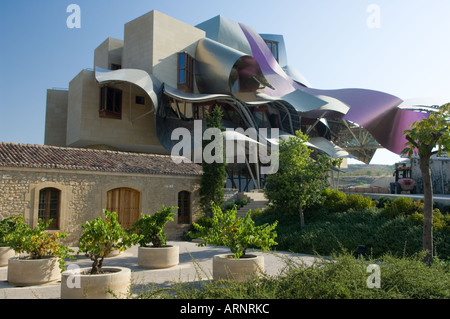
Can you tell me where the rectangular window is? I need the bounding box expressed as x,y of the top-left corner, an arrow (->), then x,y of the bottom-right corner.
265,40 -> 279,62
111,63 -> 122,70
178,52 -> 194,92
99,86 -> 122,119
135,96 -> 145,105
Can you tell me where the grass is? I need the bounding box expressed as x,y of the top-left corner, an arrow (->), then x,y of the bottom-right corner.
133,251 -> 450,299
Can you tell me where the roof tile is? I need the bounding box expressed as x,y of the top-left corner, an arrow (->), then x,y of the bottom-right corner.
0,143 -> 202,177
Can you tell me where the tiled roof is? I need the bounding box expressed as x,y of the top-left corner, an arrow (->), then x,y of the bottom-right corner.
0,142 -> 202,177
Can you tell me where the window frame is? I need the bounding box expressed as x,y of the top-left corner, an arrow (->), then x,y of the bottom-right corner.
264,40 -> 279,62
177,52 -> 194,93
99,86 -> 122,119
38,187 -> 61,230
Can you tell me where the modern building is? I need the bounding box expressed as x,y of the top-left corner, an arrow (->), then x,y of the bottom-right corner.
2,9 -> 432,242
45,10 -> 432,193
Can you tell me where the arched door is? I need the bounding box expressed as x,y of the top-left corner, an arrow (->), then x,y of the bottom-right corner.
106,188 -> 140,229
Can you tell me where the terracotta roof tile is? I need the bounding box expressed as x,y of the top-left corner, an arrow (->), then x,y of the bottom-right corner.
0,142 -> 202,177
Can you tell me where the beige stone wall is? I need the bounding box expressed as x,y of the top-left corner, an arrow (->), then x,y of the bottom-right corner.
44,89 -> 68,147
66,69 -> 167,154
0,167 -> 201,246
94,37 -> 124,70
123,10 -> 205,88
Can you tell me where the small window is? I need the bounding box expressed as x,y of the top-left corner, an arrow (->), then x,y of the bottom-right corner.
38,188 -> 60,230
99,86 -> 122,119
111,63 -> 122,70
177,191 -> 191,224
178,52 -> 194,93
135,96 -> 145,105
264,40 -> 279,62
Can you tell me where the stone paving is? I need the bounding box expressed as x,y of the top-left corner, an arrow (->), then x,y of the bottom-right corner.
0,241 -> 318,299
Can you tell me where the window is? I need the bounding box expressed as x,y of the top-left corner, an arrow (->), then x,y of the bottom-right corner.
253,105 -> 271,128
177,191 -> 191,224
38,188 -> 60,230
135,95 -> 145,105
111,63 -> 122,70
178,52 -> 194,92
99,86 -> 122,119
265,40 -> 279,62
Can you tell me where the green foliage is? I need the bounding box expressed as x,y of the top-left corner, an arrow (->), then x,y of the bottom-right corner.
223,198 -> 248,211
5,216 -> 74,271
0,216 -> 21,247
381,196 -> 420,219
401,103 -> 450,159
78,210 -> 140,274
321,188 -> 375,212
199,105 -> 226,216
131,205 -> 177,247
135,251 -> 450,299
254,205 -> 450,260
192,202 -> 278,259
264,131 -> 337,220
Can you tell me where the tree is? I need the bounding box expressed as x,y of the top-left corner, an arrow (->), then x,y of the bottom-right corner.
264,130 -> 339,227
401,103 -> 450,265
199,105 -> 226,216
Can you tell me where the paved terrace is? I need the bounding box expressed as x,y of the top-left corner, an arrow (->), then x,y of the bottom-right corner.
0,241 -> 318,299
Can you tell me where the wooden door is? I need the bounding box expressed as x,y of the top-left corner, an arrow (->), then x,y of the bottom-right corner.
106,188 -> 140,229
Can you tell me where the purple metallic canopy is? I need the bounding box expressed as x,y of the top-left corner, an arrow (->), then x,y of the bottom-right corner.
238,23 -> 429,155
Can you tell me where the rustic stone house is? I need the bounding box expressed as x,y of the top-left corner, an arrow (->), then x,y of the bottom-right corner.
0,142 -> 202,245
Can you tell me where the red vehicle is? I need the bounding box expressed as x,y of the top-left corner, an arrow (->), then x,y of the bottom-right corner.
390,163 -> 417,194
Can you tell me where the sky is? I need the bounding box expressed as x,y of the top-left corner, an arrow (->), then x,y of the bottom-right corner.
1,0 -> 449,165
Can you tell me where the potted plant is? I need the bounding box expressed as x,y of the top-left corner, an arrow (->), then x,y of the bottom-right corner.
0,217 -> 19,267
130,205 -> 179,269
192,202 -> 278,282
6,217 -> 74,286
60,210 -> 140,299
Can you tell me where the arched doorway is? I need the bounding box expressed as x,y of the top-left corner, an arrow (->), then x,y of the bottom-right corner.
106,188 -> 141,229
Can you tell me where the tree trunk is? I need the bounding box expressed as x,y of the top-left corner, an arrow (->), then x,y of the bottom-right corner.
299,205 -> 305,229
420,155 -> 433,265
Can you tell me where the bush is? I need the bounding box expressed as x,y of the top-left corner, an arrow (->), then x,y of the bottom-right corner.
321,189 -> 374,213
131,205 -> 176,247
192,202 -> 278,259
5,217 -> 74,271
135,252 -> 450,299
79,210 -> 140,274
381,196 -> 422,219
0,216 -> 21,247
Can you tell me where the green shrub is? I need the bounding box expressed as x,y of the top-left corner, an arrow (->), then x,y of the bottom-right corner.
135,252 -> 450,299
346,194 -> 375,210
320,189 -> 374,213
407,209 -> 450,233
192,202 -> 278,259
0,216 -> 21,247
79,210 -> 140,274
381,196 -> 422,219
5,217 -> 75,271
131,205 -> 177,247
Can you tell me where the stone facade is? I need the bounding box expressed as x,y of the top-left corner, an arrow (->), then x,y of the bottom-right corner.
0,143 -> 202,246
0,168 -> 201,246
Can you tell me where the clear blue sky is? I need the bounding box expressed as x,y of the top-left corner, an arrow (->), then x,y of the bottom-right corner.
1,0 -> 449,165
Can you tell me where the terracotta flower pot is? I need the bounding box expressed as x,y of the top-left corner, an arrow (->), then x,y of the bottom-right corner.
0,247 -> 15,267
7,256 -> 61,286
138,245 -> 179,269
60,266 -> 131,299
212,254 -> 264,282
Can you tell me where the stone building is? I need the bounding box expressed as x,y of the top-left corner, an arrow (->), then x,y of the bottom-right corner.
0,142 -> 202,245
